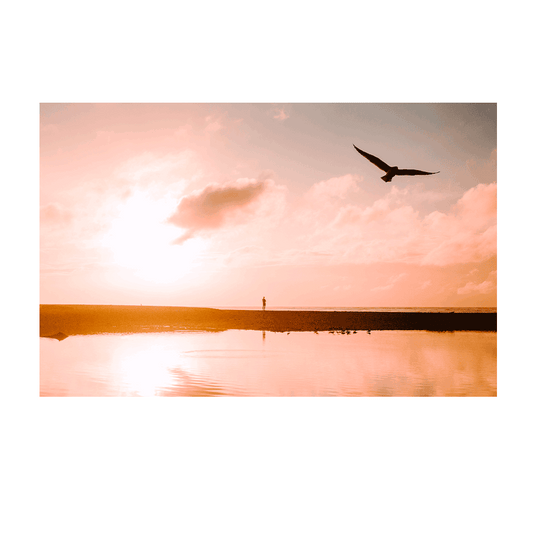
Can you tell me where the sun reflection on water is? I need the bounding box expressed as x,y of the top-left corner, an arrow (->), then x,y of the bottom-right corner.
109,335 -> 189,396
40,330 -> 497,397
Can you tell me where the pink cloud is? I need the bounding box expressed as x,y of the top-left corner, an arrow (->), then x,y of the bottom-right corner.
113,151 -> 197,192
371,272 -> 407,292
457,280 -> 495,295
167,178 -> 274,243
457,270 -> 496,294
205,115 -> 223,133
307,174 -> 361,201
421,225 -> 496,266
296,181 -> 496,267
420,183 -> 496,265
273,108 -> 289,121
454,182 -> 496,227
40,203 -> 72,225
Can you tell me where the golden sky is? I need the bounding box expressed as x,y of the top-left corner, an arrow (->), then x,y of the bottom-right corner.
40,103 -> 496,307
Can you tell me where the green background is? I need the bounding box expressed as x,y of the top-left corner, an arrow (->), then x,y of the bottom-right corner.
4,1 -> 532,532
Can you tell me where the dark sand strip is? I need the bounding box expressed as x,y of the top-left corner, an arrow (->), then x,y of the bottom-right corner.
40,305 -> 497,338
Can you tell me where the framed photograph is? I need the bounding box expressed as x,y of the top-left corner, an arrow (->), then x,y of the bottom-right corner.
18,84 -> 516,417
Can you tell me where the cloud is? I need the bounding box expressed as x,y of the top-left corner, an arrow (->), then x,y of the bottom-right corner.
457,280 -> 495,295
205,115 -> 223,133
219,245 -> 269,267
457,270 -> 496,294
420,182 -> 496,265
454,181 -> 497,226
333,284 -> 352,292
371,272 -> 407,291
307,174 -> 361,201
114,151 -> 197,193
290,174 -> 364,239
167,178 -> 275,243
273,108 -> 289,121
40,203 -> 72,225
299,181 -> 496,267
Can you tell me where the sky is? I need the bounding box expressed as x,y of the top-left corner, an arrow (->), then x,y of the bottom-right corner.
40,103 -> 496,307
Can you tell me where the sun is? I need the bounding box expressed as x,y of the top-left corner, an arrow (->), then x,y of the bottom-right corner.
100,190 -> 206,283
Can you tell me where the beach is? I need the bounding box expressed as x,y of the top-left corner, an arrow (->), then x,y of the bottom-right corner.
40,304 -> 497,338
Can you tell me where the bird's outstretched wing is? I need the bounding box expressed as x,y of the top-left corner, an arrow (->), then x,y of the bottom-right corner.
353,144 -> 391,172
397,169 -> 440,176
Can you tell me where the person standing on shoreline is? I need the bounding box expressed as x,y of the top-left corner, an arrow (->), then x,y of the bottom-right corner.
262,296 -> 266,311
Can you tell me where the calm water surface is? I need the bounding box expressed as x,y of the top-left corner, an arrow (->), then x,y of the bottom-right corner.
40,330 -> 496,397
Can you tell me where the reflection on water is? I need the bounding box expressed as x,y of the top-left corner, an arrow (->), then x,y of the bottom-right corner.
40,330 -> 497,397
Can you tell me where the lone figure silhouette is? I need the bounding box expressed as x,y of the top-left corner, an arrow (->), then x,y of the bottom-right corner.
262,296 -> 266,311
353,144 -> 440,182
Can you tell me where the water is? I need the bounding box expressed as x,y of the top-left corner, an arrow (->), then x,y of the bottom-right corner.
40,329 -> 496,396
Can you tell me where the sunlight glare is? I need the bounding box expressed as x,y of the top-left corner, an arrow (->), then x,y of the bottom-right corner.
101,191 -> 206,283
118,346 -> 177,396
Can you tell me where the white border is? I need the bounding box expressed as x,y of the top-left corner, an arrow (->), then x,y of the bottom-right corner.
18,84 -> 516,417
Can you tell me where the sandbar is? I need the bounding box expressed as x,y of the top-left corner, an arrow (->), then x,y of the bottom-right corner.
40,304 -> 497,338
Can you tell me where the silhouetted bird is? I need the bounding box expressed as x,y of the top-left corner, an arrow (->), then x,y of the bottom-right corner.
353,144 -> 440,182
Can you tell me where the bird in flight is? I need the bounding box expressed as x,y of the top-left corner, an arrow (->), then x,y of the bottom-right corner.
353,144 -> 440,182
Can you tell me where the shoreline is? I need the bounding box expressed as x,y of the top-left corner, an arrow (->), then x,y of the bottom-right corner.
40,304 -> 497,338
